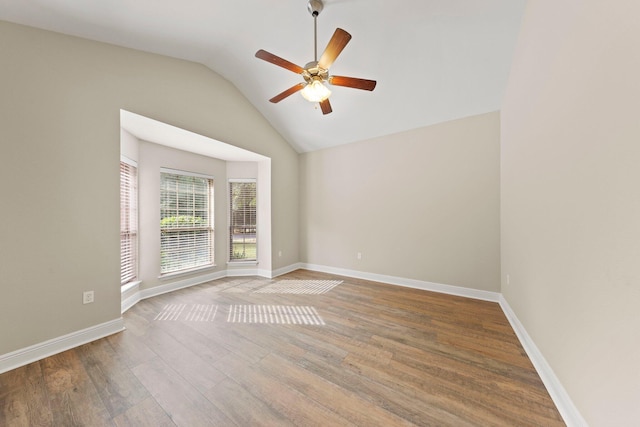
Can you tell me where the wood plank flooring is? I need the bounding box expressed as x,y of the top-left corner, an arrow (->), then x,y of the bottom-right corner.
0,270 -> 565,426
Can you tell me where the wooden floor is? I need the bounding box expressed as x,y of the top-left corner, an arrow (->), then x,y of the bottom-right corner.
0,270 -> 564,426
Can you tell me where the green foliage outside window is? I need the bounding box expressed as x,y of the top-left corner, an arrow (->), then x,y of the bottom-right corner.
160,215 -> 206,228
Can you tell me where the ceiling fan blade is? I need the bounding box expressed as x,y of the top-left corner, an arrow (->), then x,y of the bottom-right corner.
256,49 -> 305,74
318,28 -> 352,70
329,75 -> 377,91
269,83 -> 306,103
319,98 -> 332,115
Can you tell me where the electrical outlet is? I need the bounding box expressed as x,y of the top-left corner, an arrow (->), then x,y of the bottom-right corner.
83,291 -> 94,304
357,252 -> 362,260
506,274 -> 510,285
278,250 -> 282,257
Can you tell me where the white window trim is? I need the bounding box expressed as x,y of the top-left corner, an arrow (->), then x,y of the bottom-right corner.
229,178 -> 256,183
157,264 -> 218,281
120,157 -> 138,286
160,168 -> 215,275
121,155 -> 137,168
160,167 -> 214,181
228,179 -> 257,263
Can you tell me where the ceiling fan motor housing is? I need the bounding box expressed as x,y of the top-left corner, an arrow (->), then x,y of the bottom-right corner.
303,61 -> 329,82
307,0 -> 323,17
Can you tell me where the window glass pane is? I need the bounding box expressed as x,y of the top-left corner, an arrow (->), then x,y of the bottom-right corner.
229,181 -> 257,261
161,172 -> 214,274
120,161 -> 138,285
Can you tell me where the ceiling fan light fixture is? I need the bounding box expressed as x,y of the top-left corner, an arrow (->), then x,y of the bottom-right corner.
301,79 -> 331,102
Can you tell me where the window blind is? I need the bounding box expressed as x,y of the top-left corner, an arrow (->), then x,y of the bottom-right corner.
229,180 -> 257,261
120,160 -> 138,285
160,171 -> 214,274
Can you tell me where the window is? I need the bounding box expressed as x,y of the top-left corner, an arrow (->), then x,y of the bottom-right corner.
229,180 -> 257,261
160,170 -> 214,274
120,159 -> 138,285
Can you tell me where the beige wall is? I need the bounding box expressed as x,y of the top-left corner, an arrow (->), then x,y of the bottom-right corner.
0,21 -> 298,355
300,112 -> 501,292
501,1 -> 640,425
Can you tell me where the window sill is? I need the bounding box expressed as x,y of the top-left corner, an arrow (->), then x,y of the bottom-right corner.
227,261 -> 259,266
121,280 -> 141,294
158,265 -> 217,281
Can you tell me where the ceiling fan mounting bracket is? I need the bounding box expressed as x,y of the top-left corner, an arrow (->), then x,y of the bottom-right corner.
307,0 -> 324,17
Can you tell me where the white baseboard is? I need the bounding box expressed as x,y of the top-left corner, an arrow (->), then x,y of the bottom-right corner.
300,263 -> 501,302
127,264 -> 299,310
122,292 -> 141,314
0,318 -> 125,375
121,280 -> 141,313
123,263 -> 499,312
499,296 -> 587,427
226,267 -> 270,278
139,270 -> 227,301
271,262 -> 303,278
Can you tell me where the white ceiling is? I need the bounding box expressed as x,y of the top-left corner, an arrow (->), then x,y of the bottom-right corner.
1,0 -> 526,153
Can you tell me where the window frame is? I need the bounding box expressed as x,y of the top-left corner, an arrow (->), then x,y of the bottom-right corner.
120,157 -> 138,286
228,179 -> 257,263
160,168 -> 215,275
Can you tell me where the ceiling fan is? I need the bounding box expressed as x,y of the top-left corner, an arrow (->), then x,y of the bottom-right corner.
255,0 -> 376,115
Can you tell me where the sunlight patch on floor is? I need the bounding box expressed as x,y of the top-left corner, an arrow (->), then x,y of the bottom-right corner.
227,305 -> 325,325
154,304 -> 218,321
253,280 -> 343,295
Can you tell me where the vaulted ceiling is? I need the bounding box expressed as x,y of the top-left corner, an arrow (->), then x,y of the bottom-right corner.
1,0 -> 526,152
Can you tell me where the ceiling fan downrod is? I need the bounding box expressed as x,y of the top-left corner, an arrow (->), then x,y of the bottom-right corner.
307,0 -> 324,62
